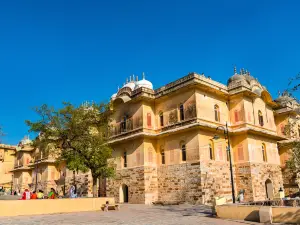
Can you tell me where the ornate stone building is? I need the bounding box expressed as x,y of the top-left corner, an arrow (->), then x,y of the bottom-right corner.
11,136 -> 94,196
107,69 -> 296,204
0,144 -> 16,191
274,92 -> 300,195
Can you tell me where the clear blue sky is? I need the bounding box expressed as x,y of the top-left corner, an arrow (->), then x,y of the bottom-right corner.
1,0 -> 300,144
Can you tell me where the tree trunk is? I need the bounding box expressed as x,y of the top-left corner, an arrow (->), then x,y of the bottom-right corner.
92,176 -> 98,197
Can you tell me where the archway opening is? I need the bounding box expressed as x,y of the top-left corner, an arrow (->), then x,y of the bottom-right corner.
119,184 -> 129,203
265,179 -> 273,200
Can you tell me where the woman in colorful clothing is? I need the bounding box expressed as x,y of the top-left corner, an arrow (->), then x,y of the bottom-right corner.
48,188 -> 56,199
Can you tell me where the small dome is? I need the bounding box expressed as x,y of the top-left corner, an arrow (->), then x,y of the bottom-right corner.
253,88 -> 262,96
123,82 -> 136,90
227,74 -> 246,85
135,78 -> 153,89
111,93 -> 117,100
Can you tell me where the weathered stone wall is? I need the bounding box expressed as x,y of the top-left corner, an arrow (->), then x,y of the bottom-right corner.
281,168 -> 298,195
250,163 -> 283,201
144,166 -> 158,204
235,163 -> 253,201
157,163 -> 198,203
107,166 -> 146,204
200,161 -> 232,204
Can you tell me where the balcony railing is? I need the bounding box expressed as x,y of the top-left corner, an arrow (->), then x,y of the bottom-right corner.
109,117 -> 143,137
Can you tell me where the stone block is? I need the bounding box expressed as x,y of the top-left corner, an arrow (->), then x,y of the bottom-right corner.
259,206 -> 272,223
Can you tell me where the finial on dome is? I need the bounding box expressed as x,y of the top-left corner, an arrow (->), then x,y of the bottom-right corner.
142,72 -> 145,80
234,65 -> 237,74
126,78 -> 128,83
136,75 -> 138,81
130,76 -> 132,82
132,74 -> 135,81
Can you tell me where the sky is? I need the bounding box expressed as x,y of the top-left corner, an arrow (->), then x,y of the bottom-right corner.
0,0 -> 300,144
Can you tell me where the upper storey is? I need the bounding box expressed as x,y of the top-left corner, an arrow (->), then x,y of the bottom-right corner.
109,68 -> 293,142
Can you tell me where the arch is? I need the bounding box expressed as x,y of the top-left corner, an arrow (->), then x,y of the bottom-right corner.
265,179 -> 273,200
262,143 -> 267,162
160,145 -> 165,164
258,110 -> 264,126
180,141 -> 186,161
119,184 -> 129,203
123,151 -> 127,168
159,111 -> 164,127
209,141 -> 214,160
179,104 -> 185,121
214,104 -> 220,122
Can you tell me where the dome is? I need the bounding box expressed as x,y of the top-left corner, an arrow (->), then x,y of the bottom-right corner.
135,78 -> 153,89
123,82 -> 136,90
275,94 -> 294,107
253,88 -> 262,96
111,93 -> 117,100
227,74 -> 245,85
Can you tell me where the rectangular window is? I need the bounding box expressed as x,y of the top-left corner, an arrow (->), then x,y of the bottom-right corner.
181,145 -> 186,161
147,113 -> 152,127
180,104 -> 185,121
160,114 -> 164,127
161,151 -> 165,164
123,152 -> 127,168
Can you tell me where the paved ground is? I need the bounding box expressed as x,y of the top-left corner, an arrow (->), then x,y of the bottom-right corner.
0,204 -> 261,225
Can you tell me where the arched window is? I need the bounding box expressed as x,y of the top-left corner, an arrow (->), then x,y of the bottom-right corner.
159,111 -> 164,127
179,104 -> 185,121
121,116 -> 127,132
258,110 -> 264,126
262,143 -> 267,162
214,105 -> 220,122
209,143 -> 214,160
160,146 -> 165,164
181,143 -> 186,161
123,151 -> 127,167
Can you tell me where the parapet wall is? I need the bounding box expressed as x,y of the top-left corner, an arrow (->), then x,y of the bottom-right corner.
0,197 -> 114,217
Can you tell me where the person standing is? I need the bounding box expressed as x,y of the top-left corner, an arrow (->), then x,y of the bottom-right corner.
21,189 -> 31,200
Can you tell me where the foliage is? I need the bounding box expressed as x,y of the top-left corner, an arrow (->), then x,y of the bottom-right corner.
25,102 -> 115,196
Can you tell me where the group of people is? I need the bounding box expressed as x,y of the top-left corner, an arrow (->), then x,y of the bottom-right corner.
21,188 -> 54,200
20,185 -> 77,200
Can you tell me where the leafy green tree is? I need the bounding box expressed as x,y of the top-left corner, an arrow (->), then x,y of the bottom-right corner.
283,73 -> 300,189
26,102 -> 115,197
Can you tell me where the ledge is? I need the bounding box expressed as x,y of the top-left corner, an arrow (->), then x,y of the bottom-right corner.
0,197 -> 115,217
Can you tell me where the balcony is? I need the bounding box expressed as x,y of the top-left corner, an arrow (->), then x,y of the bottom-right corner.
109,117 -> 143,138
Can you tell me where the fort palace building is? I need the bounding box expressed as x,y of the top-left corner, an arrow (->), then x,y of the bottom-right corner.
107,69 -> 299,204
5,68 -> 300,204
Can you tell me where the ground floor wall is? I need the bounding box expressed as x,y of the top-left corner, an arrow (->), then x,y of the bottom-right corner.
107,161 -> 284,205
235,162 -> 283,201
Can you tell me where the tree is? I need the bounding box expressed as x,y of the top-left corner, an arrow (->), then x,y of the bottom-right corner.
25,102 -> 115,197
282,73 -> 300,189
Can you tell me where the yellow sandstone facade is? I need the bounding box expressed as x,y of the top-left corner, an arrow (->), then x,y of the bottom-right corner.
107,69 -> 296,204
8,69 -> 299,204
11,136 -> 94,196
0,144 -> 16,191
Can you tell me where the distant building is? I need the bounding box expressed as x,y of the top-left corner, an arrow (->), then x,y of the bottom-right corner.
107,69 -> 298,204
0,144 -> 16,192
11,136 -> 94,197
